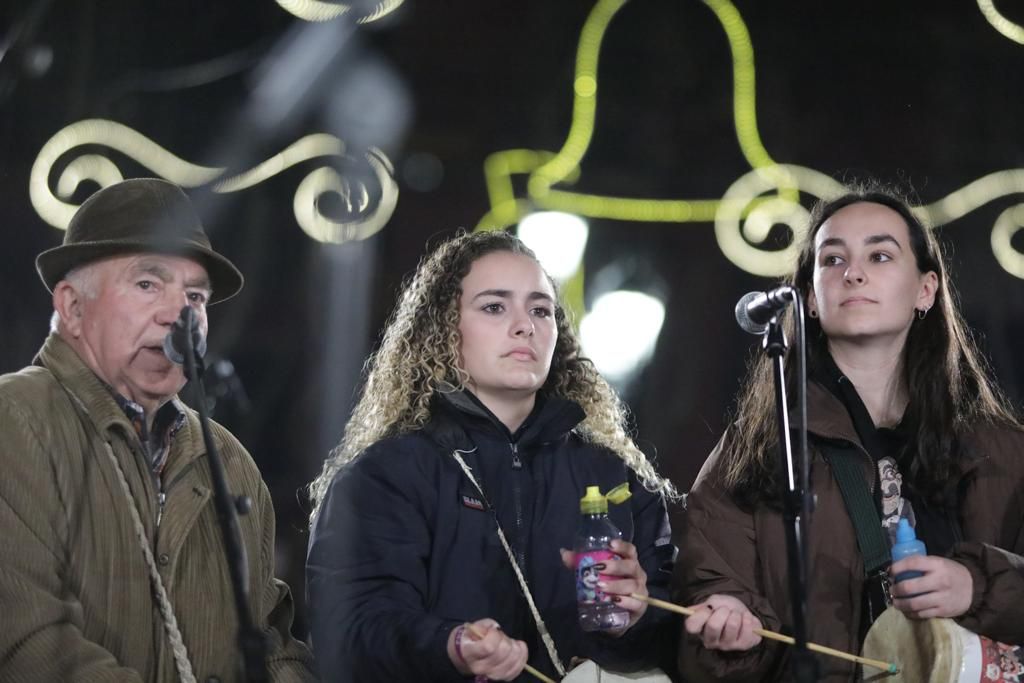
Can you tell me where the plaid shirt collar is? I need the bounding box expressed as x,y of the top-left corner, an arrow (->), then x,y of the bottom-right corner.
110,391 -> 186,475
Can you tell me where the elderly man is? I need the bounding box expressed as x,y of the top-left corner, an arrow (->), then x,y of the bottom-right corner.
0,179 -> 314,681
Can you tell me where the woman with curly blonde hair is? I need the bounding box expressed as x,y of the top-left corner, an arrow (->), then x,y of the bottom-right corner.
307,229 -> 676,682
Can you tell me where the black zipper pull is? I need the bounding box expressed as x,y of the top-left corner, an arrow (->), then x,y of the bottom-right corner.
510,442 -> 522,470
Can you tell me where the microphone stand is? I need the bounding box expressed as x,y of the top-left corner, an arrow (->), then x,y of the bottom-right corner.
759,289 -> 817,683
178,306 -> 268,683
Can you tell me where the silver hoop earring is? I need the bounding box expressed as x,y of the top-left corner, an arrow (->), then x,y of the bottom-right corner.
809,309 -> 818,319
916,307 -> 929,320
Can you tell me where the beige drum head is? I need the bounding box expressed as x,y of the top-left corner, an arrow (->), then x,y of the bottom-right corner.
862,607 -> 968,683
562,660 -> 673,682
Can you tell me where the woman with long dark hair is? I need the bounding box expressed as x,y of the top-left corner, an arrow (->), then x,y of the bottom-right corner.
679,184 -> 1024,681
307,230 -> 677,682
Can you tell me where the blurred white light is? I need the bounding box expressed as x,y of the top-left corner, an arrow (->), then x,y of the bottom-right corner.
580,290 -> 666,382
275,0 -> 404,23
517,211 -> 589,281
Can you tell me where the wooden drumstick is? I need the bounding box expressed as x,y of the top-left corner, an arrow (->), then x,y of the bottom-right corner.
464,623 -> 558,683
631,594 -> 899,675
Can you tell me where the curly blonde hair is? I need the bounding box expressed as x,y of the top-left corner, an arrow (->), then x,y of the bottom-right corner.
308,229 -> 677,521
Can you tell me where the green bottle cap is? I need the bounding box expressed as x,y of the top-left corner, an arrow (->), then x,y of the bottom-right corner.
579,483 -> 632,513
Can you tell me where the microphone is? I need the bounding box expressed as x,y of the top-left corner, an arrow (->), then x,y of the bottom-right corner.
735,286 -> 797,335
163,305 -> 207,365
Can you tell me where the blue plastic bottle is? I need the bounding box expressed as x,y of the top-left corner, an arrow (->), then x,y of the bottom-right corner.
891,518 -> 926,583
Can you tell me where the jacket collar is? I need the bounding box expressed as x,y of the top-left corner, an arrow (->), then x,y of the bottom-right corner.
35,332 -> 141,437
427,388 -> 585,453
34,333 -> 209,469
804,380 -> 863,446
803,377 -> 986,476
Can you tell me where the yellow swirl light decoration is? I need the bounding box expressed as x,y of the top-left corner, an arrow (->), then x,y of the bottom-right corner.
715,168 -> 1024,277
481,149 -> 560,229
976,0 -> 1024,44
704,0 -> 768,171
480,0 -> 791,235
715,165 -> 845,276
293,150 -> 398,243
500,0 -> 791,223
716,168 -> 1024,277
275,0 -> 404,24
477,0 -> 1024,280
29,118 -> 397,243
919,170 -> 1024,226
991,204 -> 1024,278
517,0 -> 623,318
527,0 -> 627,198
921,169 -> 1024,278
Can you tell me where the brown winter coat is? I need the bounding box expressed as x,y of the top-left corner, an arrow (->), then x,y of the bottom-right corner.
0,334 -> 314,682
679,381 -> 1024,682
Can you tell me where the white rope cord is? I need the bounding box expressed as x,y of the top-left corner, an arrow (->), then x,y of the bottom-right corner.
103,442 -> 197,683
451,449 -> 567,678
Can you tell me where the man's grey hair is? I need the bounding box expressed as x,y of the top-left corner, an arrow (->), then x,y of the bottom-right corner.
50,263 -> 100,333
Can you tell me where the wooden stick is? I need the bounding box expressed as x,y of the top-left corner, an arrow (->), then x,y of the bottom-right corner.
464,624 -> 558,683
632,594 -> 898,675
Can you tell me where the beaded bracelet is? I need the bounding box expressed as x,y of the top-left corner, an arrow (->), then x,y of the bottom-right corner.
453,624 -> 468,664
454,625 -> 489,682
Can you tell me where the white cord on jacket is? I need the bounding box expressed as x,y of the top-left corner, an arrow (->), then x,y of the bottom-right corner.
103,442 -> 197,683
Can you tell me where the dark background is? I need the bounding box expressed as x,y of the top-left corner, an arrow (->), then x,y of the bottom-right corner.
3,0 -> 1023,639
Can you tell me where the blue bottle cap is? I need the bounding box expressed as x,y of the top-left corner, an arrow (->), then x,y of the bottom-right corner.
895,518 -> 917,544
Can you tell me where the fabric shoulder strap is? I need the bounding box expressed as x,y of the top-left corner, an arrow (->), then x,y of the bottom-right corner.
820,443 -> 890,575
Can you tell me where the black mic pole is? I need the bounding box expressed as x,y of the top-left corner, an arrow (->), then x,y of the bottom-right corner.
176,306 -> 268,683
758,290 -> 817,683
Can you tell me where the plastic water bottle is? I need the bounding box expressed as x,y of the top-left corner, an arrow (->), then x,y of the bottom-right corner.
575,484 -> 631,632
891,518 -> 926,583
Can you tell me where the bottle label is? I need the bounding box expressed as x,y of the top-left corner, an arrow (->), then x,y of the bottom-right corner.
575,550 -> 619,604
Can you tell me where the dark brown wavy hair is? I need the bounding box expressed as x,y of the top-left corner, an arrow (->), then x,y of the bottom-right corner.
722,183 -> 1020,506
310,229 -> 676,520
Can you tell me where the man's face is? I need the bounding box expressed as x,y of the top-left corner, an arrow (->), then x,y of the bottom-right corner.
59,254 -> 211,413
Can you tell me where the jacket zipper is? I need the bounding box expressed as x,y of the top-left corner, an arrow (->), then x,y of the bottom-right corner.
156,488 -> 166,529
131,441 -> 165,533
153,452 -> 202,531
510,442 -> 526,569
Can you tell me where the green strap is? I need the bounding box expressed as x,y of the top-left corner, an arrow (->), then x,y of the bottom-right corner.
821,445 -> 891,575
